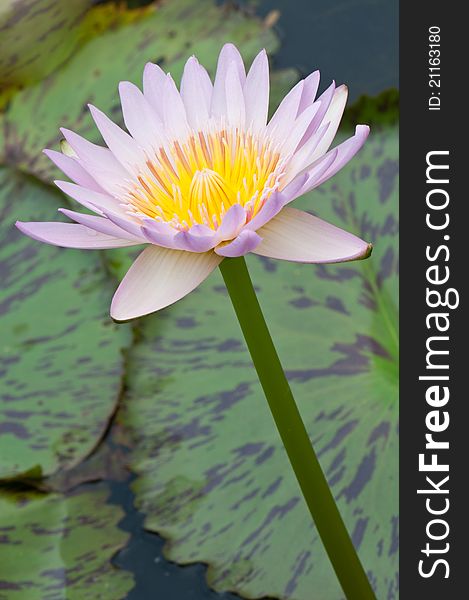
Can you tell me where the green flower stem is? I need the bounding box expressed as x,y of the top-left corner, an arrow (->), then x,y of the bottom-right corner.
219,256 -> 376,600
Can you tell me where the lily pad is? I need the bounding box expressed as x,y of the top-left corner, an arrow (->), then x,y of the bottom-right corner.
0,0 -> 281,181
0,166 -> 132,480
0,0 -> 161,105
0,0 -> 91,93
0,483 -> 133,598
114,127 -> 398,599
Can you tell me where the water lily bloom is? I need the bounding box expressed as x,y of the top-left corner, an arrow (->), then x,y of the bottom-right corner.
16,43 -> 371,321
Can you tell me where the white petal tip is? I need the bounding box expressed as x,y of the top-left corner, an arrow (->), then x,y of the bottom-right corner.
109,305 -> 135,323
356,124 -> 371,139
88,104 -> 102,118
118,81 -> 131,92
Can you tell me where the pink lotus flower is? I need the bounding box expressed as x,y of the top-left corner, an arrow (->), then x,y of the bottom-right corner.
17,44 -> 371,321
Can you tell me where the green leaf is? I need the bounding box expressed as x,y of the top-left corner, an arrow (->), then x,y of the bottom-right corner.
0,0 -> 92,95
0,166 -> 132,480
0,0 -> 157,105
0,483 -> 133,598
1,0 -> 280,179
114,127 -> 398,599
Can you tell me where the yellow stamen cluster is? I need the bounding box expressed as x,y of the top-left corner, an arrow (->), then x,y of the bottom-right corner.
126,128 -> 283,230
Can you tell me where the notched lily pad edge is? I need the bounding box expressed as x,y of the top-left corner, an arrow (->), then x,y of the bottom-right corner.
342,88 -> 399,129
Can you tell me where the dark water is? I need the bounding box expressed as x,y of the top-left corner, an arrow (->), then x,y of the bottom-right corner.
110,478 -> 246,600
110,1 -> 398,598
250,0 -> 398,101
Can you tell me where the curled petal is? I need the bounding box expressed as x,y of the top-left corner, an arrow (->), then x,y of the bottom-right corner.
244,192 -> 284,232
246,174 -> 309,231
303,125 -> 370,193
253,207 -> 372,263
175,225 -> 218,252
283,145 -> 338,199
215,230 -> 262,257
141,222 -> 181,250
111,246 -> 222,320
217,204 -> 247,240
15,221 -> 140,249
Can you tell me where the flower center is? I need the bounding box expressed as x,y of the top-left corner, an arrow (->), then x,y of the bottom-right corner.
125,128 -> 284,230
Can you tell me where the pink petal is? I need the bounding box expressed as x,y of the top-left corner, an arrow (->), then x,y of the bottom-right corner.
281,102 -> 321,156
43,149 -> 102,192
225,61 -> 246,128
246,174 -> 308,231
99,207 -> 147,240
60,128 -> 130,195
163,74 -> 190,140
89,104 -> 146,173
175,225 -> 218,252
119,81 -> 165,151
303,125 -> 370,192
180,56 -> 213,129
217,204 -> 247,240
54,181 -> 127,217
58,208 -> 144,241
298,71 -> 320,114
283,122 -> 330,185
110,246 -> 222,320
309,84 -> 348,159
15,221 -> 140,249
244,192 -> 284,232
141,220 -> 181,249
244,49 -> 269,133
215,230 -> 262,257
298,81 -> 336,148
211,43 -> 246,119
143,62 -> 166,118
266,80 -> 304,143
253,207 -> 372,263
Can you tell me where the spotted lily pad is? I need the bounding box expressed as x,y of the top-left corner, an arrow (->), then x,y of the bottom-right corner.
114,127 -> 398,599
0,0 -> 282,180
0,166 -> 132,480
0,483 -> 133,598
0,0 -> 91,93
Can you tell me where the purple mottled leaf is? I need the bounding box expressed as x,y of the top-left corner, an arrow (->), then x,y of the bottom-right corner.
0,483 -> 133,598
0,167 -> 132,480
112,127 -> 398,600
